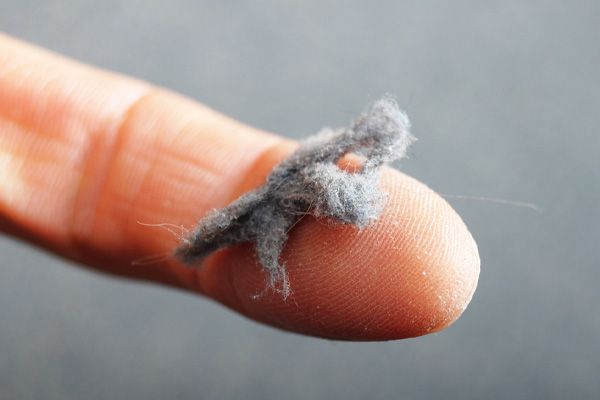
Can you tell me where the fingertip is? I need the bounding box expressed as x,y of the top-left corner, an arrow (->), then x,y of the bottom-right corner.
199,166 -> 480,341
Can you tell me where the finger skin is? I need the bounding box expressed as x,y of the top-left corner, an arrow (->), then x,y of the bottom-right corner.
0,34 -> 480,340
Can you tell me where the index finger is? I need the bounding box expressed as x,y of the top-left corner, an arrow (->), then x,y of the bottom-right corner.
0,34 -> 480,340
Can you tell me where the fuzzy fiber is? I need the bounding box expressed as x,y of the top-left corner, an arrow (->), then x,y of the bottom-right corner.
175,97 -> 415,297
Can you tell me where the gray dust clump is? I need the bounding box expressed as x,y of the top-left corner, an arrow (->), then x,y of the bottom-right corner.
175,97 -> 415,298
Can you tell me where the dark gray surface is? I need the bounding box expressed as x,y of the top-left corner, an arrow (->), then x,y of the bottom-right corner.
1,1 -> 598,399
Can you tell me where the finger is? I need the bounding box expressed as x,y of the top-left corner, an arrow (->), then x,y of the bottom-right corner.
0,34 -> 479,340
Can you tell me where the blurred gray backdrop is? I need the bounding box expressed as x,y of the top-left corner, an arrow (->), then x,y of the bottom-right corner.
1,1 -> 598,399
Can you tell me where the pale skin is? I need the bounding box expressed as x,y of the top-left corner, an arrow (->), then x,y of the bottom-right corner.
0,34 -> 480,341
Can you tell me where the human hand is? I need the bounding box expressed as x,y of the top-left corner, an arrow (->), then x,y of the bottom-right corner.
0,34 -> 479,340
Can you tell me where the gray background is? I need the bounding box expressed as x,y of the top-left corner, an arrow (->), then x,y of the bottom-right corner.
1,1 -> 598,399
